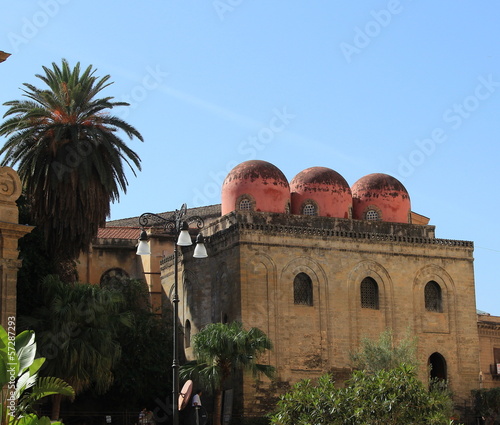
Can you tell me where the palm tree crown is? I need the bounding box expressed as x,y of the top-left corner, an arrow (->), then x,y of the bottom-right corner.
180,321 -> 275,425
0,59 -> 143,261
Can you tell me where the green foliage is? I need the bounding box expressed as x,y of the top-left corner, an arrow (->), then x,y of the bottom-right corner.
180,321 -> 275,392
0,324 -> 74,425
269,374 -> 339,425
234,417 -> 270,425
102,278 -> 172,409
15,194 -> 58,319
472,387 -> 500,423
181,321 -> 275,425
0,59 -> 143,262
270,365 -> 456,425
20,275 -> 130,395
350,329 -> 418,372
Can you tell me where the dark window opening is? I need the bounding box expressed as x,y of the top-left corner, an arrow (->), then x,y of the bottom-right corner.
425,281 -> 442,312
429,352 -> 447,382
185,320 -> 191,348
360,277 -> 379,309
294,273 -> 313,306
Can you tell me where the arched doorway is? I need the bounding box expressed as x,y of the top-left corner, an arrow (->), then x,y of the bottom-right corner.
428,352 -> 447,381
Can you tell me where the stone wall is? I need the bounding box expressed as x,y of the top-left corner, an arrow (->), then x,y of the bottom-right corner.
174,210 -> 480,416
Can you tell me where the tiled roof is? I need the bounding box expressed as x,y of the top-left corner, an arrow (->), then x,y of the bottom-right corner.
97,226 -> 141,240
106,204 -> 222,228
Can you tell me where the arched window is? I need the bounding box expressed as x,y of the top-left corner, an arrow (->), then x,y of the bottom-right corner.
366,209 -> 379,221
360,277 -> 379,309
303,203 -> 317,216
239,197 -> 252,211
294,273 -> 313,306
100,268 -> 129,288
185,320 -> 191,348
425,281 -> 442,312
428,352 -> 447,382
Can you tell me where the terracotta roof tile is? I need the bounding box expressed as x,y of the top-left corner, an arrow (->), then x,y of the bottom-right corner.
106,204 -> 222,228
97,227 -> 141,240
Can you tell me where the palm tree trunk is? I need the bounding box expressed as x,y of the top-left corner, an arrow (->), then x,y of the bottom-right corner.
213,389 -> 223,425
51,394 -> 62,421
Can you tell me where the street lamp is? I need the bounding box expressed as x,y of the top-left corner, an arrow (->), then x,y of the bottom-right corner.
136,203 -> 207,425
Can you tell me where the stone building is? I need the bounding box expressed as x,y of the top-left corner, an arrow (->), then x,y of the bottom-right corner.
0,166 -> 33,327
80,160 -> 499,418
477,312 -> 500,389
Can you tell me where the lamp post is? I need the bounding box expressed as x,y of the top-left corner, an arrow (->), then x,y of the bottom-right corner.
136,203 -> 207,425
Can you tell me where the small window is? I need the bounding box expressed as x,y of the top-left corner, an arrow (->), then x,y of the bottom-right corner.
360,277 -> 379,309
303,203 -> 317,216
239,198 -> 252,210
185,320 -> 191,348
425,281 -> 442,312
366,209 -> 379,221
294,273 -> 313,306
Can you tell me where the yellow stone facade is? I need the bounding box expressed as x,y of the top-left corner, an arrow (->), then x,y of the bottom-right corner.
83,202 -> 499,418
164,210 -> 483,416
478,314 -> 500,389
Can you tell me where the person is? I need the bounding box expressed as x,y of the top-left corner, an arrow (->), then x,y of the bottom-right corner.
191,389 -> 202,407
191,390 -> 202,425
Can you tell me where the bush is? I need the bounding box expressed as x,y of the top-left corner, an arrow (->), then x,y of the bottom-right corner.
269,365 -> 455,425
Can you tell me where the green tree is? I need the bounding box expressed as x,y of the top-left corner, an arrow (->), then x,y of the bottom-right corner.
0,324 -> 74,425
270,365 -> 456,425
473,388 -> 500,424
0,59 -> 143,265
350,329 -> 418,372
180,321 -> 275,425
20,275 -> 130,420
102,278 -> 172,409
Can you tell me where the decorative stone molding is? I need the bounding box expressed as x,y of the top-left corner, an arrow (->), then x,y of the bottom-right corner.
0,167 -> 22,203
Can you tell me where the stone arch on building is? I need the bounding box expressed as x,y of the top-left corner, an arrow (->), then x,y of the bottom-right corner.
280,256 -> 329,370
182,268 -> 198,326
428,351 -> 448,382
243,251 -> 278,367
184,319 -> 191,348
412,264 -> 456,334
100,267 -> 129,287
347,260 -> 395,349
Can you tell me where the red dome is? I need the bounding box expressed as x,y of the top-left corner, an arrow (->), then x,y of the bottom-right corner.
221,160 -> 290,215
290,167 -> 352,218
351,173 -> 411,223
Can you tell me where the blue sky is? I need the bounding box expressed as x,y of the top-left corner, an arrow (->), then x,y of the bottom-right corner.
1,1 -> 500,314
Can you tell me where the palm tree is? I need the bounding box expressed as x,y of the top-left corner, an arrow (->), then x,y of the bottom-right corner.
0,59 -> 143,264
21,275 -> 131,419
180,321 -> 275,425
